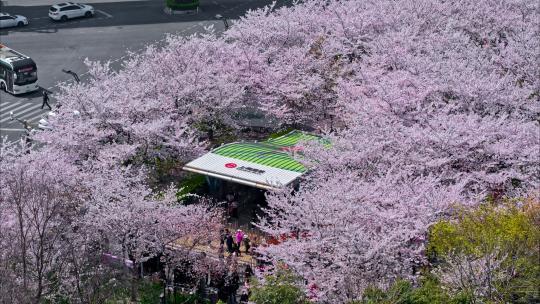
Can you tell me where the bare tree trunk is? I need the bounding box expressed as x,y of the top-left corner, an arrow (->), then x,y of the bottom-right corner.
131,271 -> 137,302
208,128 -> 214,141
69,242 -> 85,304
129,253 -> 138,302
17,208 -> 28,292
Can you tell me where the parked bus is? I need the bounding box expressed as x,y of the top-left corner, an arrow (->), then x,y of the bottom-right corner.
0,44 -> 38,95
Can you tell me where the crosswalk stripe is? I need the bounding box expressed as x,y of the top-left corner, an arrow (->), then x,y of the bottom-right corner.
21,109 -> 48,123
0,102 -> 35,113
0,128 -> 27,131
0,104 -> 43,123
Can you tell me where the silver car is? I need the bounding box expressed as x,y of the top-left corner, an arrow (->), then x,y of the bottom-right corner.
0,12 -> 29,28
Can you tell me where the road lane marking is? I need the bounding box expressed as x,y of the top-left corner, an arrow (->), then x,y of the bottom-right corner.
96,10 -> 113,18
21,108 -> 48,123
9,16 -> 106,32
0,128 -> 27,131
0,101 -> 35,113
0,104 -> 42,123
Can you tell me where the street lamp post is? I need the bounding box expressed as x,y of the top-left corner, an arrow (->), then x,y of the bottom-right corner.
62,69 -> 80,83
215,14 -> 229,30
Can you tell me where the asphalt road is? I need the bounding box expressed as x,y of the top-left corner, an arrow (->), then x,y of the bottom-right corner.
0,0 -> 286,145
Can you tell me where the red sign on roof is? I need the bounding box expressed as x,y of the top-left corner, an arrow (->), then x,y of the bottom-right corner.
225,163 -> 237,168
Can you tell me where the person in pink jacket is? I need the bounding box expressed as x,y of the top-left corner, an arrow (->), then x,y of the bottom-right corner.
235,230 -> 244,249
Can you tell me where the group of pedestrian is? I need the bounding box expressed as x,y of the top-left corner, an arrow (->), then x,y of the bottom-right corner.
221,228 -> 250,256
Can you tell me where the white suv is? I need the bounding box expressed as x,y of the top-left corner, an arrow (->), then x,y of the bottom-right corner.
49,2 -> 94,22
0,12 -> 29,28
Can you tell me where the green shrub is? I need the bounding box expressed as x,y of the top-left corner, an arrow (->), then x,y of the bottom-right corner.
249,269 -> 307,304
177,173 -> 206,199
165,0 -> 199,10
358,277 -> 471,304
428,198 -> 540,303
139,281 -> 163,304
267,127 -> 296,139
356,198 -> 539,304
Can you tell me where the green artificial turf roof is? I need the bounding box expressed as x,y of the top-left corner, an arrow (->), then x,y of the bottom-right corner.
211,130 -> 321,173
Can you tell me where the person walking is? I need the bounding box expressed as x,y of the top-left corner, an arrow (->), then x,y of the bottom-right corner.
220,229 -> 228,246
234,230 -> 244,256
226,232 -> 234,254
243,234 -> 250,254
235,230 -> 244,247
239,283 -> 250,304
41,90 -> 52,110
231,200 -> 239,218
225,270 -> 239,304
220,229 -> 228,255
244,264 -> 253,279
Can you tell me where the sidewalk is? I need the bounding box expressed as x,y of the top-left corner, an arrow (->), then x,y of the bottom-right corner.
171,235 -> 259,266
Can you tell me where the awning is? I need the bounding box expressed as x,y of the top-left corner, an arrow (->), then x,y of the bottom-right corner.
183,130 -> 322,190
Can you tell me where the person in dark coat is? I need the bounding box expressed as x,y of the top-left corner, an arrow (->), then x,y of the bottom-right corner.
220,229 -> 228,246
244,265 -> 253,279
41,90 -> 52,110
226,233 -> 234,254
243,235 -> 250,254
225,270 -> 239,304
239,287 -> 249,303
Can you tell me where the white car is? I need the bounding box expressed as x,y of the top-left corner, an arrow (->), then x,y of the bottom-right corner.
49,2 -> 94,21
0,12 -> 29,28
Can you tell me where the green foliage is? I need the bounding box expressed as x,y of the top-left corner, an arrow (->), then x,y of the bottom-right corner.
176,173 -> 206,199
357,277 -> 472,304
210,130 -> 238,147
165,0 -> 199,10
428,201 -> 539,259
428,199 -> 540,303
249,269 -> 307,304
154,157 -> 180,180
139,281 -> 163,304
267,127 -> 296,139
102,280 -> 207,304
193,119 -> 238,146
353,199 -> 539,304
171,293 -> 207,304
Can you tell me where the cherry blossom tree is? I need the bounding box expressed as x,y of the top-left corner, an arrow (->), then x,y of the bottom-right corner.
82,179 -> 222,301
251,0 -> 539,301
0,143 -> 224,302
2,0 -> 536,302
0,147 -> 88,302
